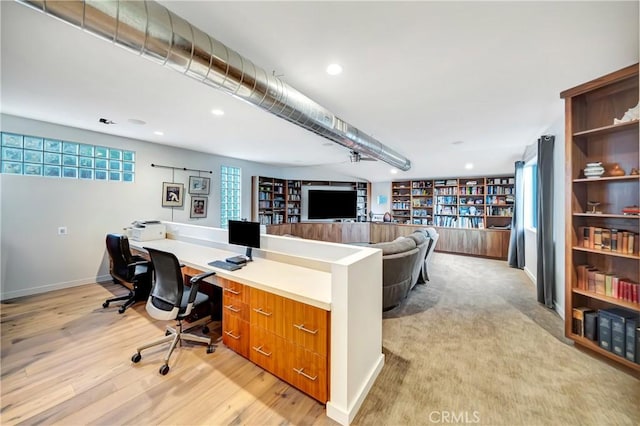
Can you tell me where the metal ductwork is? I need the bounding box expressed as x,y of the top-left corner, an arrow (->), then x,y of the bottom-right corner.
18,0 -> 412,171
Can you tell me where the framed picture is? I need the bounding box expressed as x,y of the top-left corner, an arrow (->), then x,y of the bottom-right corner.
162,182 -> 184,207
190,196 -> 208,218
189,176 -> 210,195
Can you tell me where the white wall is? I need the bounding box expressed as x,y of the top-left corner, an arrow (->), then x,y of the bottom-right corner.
0,114 -> 281,299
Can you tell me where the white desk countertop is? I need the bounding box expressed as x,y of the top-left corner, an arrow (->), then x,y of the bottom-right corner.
130,238 -> 332,310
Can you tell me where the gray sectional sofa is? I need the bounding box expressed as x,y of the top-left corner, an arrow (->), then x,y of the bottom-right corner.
369,228 -> 438,311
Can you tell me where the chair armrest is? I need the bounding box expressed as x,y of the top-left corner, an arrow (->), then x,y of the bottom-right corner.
187,271 -> 216,303
127,260 -> 150,267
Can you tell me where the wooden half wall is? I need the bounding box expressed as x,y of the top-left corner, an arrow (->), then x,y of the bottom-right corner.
266,222 -> 511,260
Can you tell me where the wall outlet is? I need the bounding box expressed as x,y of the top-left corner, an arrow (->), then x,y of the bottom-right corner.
58,226 -> 68,236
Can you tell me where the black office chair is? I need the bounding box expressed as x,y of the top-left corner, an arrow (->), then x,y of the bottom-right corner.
103,233 -> 151,314
131,247 -> 216,375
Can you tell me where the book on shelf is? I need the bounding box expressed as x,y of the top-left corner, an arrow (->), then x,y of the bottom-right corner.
595,272 -> 606,295
594,227 -> 602,250
579,226 -> 638,254
625,318 -> 638,363
601,229 -> 611,250
637,325 -> 640,365
572,307 -> 593,336
584,311 -> 598,341
611,229 -> 618,251
599,308 -> 639,358
598,311 -> 612,352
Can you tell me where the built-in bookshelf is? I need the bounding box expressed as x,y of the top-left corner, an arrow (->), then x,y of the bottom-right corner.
391,175 -> 514,229
561,63 -> 640,372
253,177 -> 370,224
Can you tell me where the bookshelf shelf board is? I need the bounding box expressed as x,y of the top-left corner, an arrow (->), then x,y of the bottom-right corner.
486,203 -> 512,206
573,120 -> 639,138
486,215 -> 511,218
572,288 -> 640,312
569,334 -> 640,373
573,213 -> 638,219
573,175 -> 640,183
571,246 -> 640,260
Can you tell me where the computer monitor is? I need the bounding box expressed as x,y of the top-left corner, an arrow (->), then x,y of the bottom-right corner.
227,220 -> 261,261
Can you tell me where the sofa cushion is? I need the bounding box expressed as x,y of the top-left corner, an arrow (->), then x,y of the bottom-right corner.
406,231 -> 428,246
370,237 -> 416,256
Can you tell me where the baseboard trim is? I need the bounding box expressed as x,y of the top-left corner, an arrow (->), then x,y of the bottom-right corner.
1,274 -> 112,301
523,266 -> 536,284
326,353 -> 385,425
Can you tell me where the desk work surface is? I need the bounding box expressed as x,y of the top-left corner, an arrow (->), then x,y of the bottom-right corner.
130,238 -> 332,310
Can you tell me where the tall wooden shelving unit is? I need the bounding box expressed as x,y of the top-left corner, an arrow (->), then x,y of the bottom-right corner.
561,63 -> 640,372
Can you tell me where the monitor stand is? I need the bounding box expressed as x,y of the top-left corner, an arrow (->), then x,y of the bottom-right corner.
225,247 -> 253,265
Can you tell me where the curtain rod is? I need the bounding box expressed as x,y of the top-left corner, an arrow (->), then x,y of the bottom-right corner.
151,163 -> 213,174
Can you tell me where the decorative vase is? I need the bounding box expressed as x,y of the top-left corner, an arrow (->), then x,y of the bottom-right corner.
583,162 -> 605,179
608,163 -> 625,177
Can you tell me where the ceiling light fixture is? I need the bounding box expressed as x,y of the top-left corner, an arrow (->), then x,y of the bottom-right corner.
326,63 -> 343,76
464,163 -> 474,170
390,169 -> 398,174
211,109 -> 224,116
154,131 -> 164,136
127,118 -> 146,125
452,140 -> 464,145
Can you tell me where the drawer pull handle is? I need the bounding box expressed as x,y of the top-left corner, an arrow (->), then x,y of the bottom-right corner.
252,345 -> 272,357
293,367 -> 317,381
294,323 -> 318,334
224,288 -> 240,295
224,304 -> 240,313
224,330 -> 241,340
253,307 -> 272,317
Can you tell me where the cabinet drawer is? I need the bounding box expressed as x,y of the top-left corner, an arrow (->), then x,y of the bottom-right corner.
220,278 -> 249,304
222,311 -> 249,358
222,293 -> 249,322
249,288 -> 285,336
284,298 -> 329,356
249,325 -> 286,377
283,341 -> 328,403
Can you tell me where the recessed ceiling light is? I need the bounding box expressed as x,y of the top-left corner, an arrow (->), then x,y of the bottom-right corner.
326,63 -> 343,76
390,169 -> 398,174
127,118 -> 146,125
211,109 -> 224,116
464,163 -> 473,170
322,142 -> 333,147
154,131 -> 164,136
452,140 -> 464,145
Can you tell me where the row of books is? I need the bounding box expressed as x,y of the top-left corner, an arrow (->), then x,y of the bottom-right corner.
575,265 -> 639,303
572,307 -> 639,364
580,227 -> 638,254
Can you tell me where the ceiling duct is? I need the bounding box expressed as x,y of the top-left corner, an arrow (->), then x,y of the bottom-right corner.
18,0 -> 411,171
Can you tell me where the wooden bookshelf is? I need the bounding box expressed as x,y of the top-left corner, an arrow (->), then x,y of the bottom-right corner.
561,63 -> 640,372
391,175 -> 514,229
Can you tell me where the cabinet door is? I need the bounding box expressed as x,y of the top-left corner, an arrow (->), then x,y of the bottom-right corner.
249,325 -> 286,377
222,312 -> 249,358
249,288 -> 285,336
283,341 -> 328,403
283,298 -> 329,356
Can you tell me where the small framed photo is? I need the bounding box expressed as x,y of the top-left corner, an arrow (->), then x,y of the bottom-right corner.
162,182 -> 184,207
190,197 -> 208,218
188,176 -> 210,195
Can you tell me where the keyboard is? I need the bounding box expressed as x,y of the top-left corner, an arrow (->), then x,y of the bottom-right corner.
208,260 -> 243,271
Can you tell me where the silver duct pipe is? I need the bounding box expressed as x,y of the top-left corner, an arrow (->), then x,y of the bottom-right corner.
18,0 -> 412,171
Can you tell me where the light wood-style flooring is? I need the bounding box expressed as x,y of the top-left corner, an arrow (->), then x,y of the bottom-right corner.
1,281 -> 335,425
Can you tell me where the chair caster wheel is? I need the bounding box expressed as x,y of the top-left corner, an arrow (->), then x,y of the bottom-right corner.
206,345 -> 215,354
159,364 -> 170,375
131,353 -> 141,363
118,307 -> 126,314
103,302 -> 109,308
202,326 -> 210,334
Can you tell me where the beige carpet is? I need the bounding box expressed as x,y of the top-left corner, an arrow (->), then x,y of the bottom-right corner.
353,253 -> 640,425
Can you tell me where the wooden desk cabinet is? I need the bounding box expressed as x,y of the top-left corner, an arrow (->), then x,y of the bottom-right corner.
226,281 -> 330,403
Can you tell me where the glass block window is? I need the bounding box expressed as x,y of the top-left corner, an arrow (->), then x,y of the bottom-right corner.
0,132 -> 135,182
220,165 -> 241,229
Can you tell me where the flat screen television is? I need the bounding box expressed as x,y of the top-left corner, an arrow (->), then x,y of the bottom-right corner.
308,189 -> 357,220
228,220 -> 260,261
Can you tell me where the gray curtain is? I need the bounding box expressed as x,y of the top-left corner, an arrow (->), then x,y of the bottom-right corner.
508,161 -> 525,268
536,135 -> 555,308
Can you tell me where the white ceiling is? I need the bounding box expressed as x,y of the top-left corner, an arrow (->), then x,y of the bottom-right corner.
1,1 -> 638,182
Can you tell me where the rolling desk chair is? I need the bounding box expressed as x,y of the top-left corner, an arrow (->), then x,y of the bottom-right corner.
131,247 -> 216,375
103,233 -> 151,314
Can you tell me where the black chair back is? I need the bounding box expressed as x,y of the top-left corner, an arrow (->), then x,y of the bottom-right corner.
106,234 -> 136,281
146,247 -> 184,311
